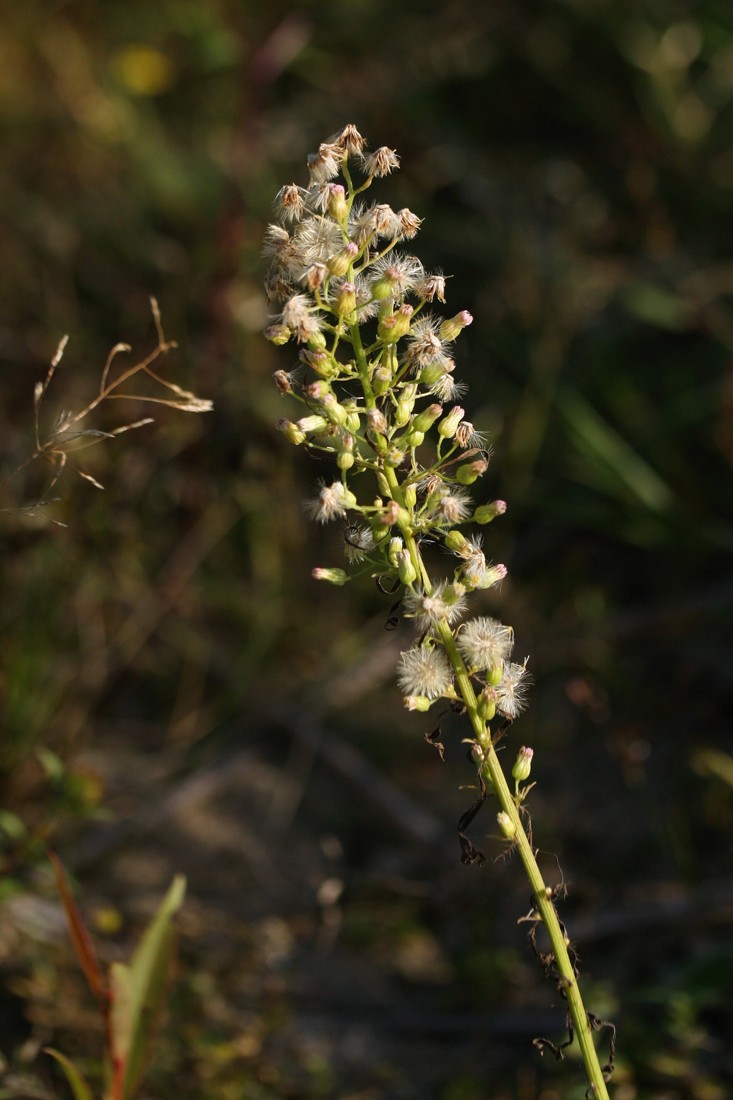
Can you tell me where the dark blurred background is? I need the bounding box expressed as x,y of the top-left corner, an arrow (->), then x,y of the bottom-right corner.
1,1 -> 732,1098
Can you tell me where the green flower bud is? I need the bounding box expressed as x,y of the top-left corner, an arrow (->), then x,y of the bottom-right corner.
419,362 -> 446,386
372,365 -> 392,396
403,484 -> 417,509
264,324 -> 291,346
321,393 -> 349,428
496,811 -> 516,839
344,405 -> 361,434
378,304 -> 413,344
297,414 -> 329,434
445,530 -> 468,554
394,384 -> 418,427
402,429 -> 425,449
306,330 -> 328,351
512,746 -> 534,784
335,282 -> 357,317
412,404 -> 443,433
327,242 -> 359,278
439,310 -> 473,342
456,458 -> 489,485
277,418 -> 306,445
437,406 -> 465,439
404,694 -> 433,712
312,567 -> 348,586
326,183 -> 349,223
398,548 -> 417,586
388,537 -> 404,568
476,686 -> 497,722
474,500 -> 508,524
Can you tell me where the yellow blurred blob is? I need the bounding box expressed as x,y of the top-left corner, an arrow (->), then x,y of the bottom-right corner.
113,46 -> 175,96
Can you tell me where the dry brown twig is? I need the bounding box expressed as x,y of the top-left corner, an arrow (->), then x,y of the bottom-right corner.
3,298 -> 212,520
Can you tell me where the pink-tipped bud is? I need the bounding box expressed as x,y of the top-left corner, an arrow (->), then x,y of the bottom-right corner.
264,323 -> 291,346
327,241 -> 359,278
474,500 -> 508,524
512,746 -> 534,784
378,303 -> 413,343
439,310 -> 473,342
312,567 -> 348,586
366,407 -> 388,435
326,183 -> 349,222
476,686 -> 497,722
335,282 -> 357,317
412,403 -> 443,433
456,458 -> 489,485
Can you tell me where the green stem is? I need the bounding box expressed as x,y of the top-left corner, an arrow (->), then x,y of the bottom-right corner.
383,462 -> 610,1098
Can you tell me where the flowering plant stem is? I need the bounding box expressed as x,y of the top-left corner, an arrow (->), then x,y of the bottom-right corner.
397,501 -> 610,1099
264,124 -> 613,1097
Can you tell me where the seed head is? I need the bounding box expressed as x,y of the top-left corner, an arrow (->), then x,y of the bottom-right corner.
398,644 -> 453,699
496,659 -> 532,718
457,617 -> 514,671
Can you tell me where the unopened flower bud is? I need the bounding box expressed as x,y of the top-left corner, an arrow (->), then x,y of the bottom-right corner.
404,694 -> 433,712
372,365 -> 392,396
512,746 -> 534,784
321,392 -> 349,427
366,407 -> 388,435
474,500 -> 507,524
438,406 -> 465,439
343,403 -> 361,434
297,414 -> 329,434
440,310 -> 473,342
378,304 -> 413,343
306,380 -> 331,400
403,484 -> 417,509
456,458 -> 489,485
388,537 -> 404,568
335,282 -> 357,317
403,429 -> 425,448
420,362 -> 447,386
445,530 -> 469,554
394,384 -> 418,427
326,183 -> 349,223
307,330 -> 328,351
277,418 -> 306,445
312,567 -> 348,586
476,686 -> 497,722
327,242 -> 359,278
264,324 -> 291,346
398,548 -> 417,586
337,434 -> 355,470
497,811 -> 516,839
412,404 -> 443,433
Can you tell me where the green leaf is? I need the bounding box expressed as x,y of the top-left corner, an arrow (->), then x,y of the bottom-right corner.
45,1047 -> 95,1100
108,875 -> 185,1100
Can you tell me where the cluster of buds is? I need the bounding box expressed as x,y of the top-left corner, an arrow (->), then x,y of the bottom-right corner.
265,124 -> 530,760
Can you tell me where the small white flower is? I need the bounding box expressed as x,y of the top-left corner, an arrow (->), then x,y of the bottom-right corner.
457,617 -> 514,671
496,659 -> 532,719
398,644 -> 453,699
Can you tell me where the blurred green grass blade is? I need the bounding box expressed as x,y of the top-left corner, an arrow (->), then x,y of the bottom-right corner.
45,1048 -> 95,1100
558,387 -> 676,513
109,875 -> 186,1100
619,281 -> 693,331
